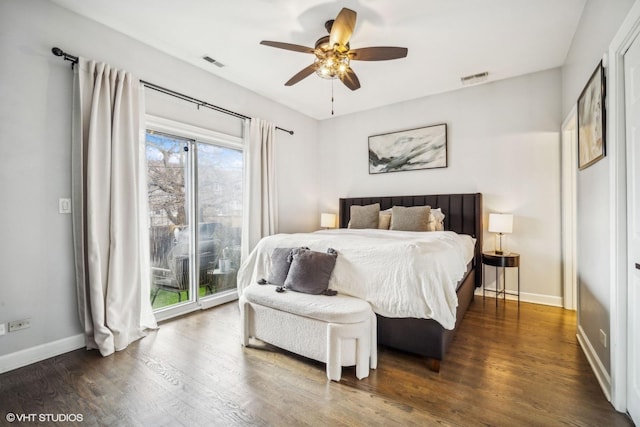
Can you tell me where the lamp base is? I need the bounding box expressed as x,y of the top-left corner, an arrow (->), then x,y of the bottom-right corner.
494,233 -> 508,255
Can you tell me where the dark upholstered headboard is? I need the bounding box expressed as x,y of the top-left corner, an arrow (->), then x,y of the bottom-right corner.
339,193 -> 483,287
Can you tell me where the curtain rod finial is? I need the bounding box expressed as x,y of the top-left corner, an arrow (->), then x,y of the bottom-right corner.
276,126 -> 294,135
52,47 -> 64,57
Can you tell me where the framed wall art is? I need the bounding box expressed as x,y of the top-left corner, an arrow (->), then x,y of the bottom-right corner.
368,123 -> 447,174
577,61 -> 606,170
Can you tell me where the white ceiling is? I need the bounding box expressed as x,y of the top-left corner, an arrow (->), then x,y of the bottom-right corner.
50,0 -> 586,120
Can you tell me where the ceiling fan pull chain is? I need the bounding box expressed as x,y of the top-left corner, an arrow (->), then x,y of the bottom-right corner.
331,78 -> 335,116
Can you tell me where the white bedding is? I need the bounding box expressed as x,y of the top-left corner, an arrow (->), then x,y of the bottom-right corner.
236,229 -> 476,330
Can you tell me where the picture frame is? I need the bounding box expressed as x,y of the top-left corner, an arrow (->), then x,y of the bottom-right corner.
368,123 -> 447,174
577,61 -> 606,170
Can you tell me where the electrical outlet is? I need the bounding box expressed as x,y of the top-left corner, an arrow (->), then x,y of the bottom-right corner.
0,323 -> 5,336
59,198 -> 71,214
8,319 -> 31,332
599,329 -> 607,348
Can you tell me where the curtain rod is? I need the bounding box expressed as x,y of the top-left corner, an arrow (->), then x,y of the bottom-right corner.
51,47 -> 294,135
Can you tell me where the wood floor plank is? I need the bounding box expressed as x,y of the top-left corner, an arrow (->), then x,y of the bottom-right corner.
0,297 -> 633,426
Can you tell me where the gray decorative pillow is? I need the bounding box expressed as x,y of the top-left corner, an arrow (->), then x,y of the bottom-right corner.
390,205 -> 431,231
267,247 -> 307,285
284,248 -> 338,295
348,203 -> 380,229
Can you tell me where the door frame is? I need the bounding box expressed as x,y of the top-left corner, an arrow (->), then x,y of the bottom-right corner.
608,0 -> 640,413
561,107 -> 578,311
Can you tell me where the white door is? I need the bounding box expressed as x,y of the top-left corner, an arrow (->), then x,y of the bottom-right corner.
625,31 -> 640,425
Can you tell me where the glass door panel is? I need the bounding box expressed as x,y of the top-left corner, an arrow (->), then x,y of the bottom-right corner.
196,142 -> 243,296
146,131 -> 193,310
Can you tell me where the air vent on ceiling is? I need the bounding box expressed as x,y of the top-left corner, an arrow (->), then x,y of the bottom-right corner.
203,56 -> 225,68
461,72 -> 488,86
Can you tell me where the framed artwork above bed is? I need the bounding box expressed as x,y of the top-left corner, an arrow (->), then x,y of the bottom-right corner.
368,123 -> 447,174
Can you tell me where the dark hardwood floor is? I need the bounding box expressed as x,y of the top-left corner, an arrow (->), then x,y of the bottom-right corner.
0,297 -> 633,426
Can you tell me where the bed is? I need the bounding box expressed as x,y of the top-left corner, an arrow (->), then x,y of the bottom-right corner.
238,193 -> 483,371
339,193 -> 483,371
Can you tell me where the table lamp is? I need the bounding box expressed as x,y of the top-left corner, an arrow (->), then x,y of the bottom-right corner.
320,213 -> 337,229
488,213 -> 513,255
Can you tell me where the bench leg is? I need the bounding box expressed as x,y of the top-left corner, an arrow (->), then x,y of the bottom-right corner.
327,321 -> 371,381
355,319 -> 371,380
327,324 -> 343,381
370,312 -> 378,370
239,297 -> 250,346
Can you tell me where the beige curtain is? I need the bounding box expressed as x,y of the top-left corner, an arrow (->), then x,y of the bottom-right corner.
241,118 -> 278,260
71,57 -> 157,357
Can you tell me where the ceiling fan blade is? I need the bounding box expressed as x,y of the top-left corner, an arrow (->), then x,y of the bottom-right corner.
285,63 -> 319,86
329,8 -> 357,49
350,47 -> 408,61
340,67 -> 361,91
260,40 -> 314,54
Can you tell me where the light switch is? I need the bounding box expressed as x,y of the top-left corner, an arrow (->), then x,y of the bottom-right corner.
59,198 -> 71,214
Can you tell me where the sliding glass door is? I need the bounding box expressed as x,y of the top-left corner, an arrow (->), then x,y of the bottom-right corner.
196,142 -> 243,296
145,119 -> 243,315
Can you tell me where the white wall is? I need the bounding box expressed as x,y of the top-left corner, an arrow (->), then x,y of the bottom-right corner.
560,0 -> 634,375
3,0 -> 634,376
0,0 -> 318,364
317,69 -> 563,304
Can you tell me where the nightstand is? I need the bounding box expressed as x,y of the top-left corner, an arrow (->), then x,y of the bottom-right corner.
482,251 -> 520,305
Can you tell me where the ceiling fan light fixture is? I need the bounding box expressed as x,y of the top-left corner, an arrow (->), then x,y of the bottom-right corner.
314,52 -> 350,80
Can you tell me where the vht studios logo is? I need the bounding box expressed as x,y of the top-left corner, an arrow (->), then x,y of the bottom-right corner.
5,412 -> 84,423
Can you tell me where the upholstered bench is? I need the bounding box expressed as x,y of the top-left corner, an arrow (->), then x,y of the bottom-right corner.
240,283 -> 377,381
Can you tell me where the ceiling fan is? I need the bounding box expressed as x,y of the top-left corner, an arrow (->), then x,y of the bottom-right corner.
260,7 -> 408,91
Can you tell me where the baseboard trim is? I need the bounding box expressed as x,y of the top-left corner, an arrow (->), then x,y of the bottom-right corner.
474,288 -> 563,307
576,324 -> 611,402
0,334 -> 85,374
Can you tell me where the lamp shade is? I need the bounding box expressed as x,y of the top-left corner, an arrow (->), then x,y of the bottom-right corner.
320,213 -> 337,228
488,213 -> 513,234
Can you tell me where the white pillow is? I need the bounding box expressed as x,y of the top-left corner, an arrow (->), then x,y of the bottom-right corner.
428,208 -> 445,231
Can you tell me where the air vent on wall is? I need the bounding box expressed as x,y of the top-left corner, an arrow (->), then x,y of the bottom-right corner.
460,72 -> 488,86
202,56 -> 225,68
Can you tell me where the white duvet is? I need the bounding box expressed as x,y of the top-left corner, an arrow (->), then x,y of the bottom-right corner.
237,229 -> 476,330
